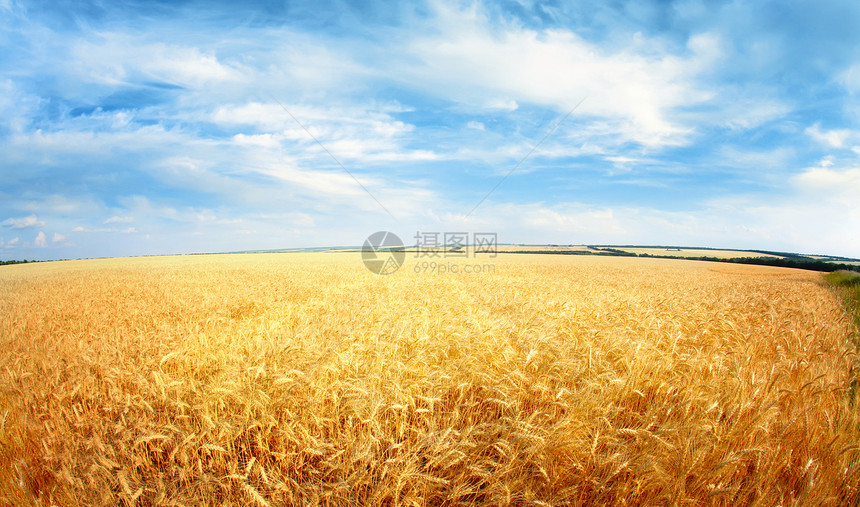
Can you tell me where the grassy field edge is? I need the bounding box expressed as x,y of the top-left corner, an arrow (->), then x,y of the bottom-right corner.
824,270 -> 860,333
824,270 -> 860,408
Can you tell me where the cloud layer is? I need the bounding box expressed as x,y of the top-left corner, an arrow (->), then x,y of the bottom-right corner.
2,0 -> 860,259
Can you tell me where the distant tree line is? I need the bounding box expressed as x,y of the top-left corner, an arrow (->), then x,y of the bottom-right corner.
590,247 -> 637,256
0,259 -> 36,266
504,249 -> 860,273
637,254 -> 860,273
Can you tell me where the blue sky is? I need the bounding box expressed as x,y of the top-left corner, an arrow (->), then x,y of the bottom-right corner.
2,0 -> 860,260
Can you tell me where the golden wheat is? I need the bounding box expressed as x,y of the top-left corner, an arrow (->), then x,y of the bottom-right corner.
0,252 -> 858,505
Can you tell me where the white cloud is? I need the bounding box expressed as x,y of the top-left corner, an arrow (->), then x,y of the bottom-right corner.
71,226 -> 120,233
104,215 -> 134,224
21,195 -> 102,216
116,195 -> 179,220
841,64 -> 860,93
604,156 -> 643,172
716,146 -> 796,170
792,163 -> 860,201
450,195 -> 860,258
51,233 -> 66,243
33,231 -> 46,248
2,215 -> 45,229
213,101 -> 437,164
6,237 -> 18,247
212,102 -> 292,130
485,99 -> 519,111
805,123 -> 858,148
232,133 -> 280,148
466,121 -> 485,131
404,8 -> 718,148
721,97 -> 790,130
0,80 -> 42,134
702,198 -> 860,257
686,32 -> 724,63
71,35 -> 241,88
121,227 -> 138,234
7,124 -> 181,163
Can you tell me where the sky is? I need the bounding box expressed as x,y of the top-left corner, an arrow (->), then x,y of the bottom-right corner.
2,0 -> 860,261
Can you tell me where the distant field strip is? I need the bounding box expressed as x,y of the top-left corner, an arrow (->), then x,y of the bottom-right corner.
494,245 -> 787,258
1,253 -> 858,505
608,247 -> 785,259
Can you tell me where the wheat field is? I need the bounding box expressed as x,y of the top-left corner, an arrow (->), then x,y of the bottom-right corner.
1,253 -> 858,505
